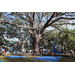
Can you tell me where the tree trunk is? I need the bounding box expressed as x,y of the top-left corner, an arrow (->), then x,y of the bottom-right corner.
0,31 -> 3,46
0,41 -> 3,46
21,43 -> 24,53
33,35 -> 41,56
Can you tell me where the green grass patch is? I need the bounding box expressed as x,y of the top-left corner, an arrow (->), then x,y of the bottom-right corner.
58,56 -> 75,62
0,54 -> 75,62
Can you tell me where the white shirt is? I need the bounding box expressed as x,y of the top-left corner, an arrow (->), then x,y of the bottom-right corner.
71,50 -> 72,52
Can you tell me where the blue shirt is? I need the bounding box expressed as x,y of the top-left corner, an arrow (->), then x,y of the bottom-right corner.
1,48 -> 3,51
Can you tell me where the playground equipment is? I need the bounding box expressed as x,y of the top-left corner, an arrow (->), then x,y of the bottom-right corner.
50,44 -> 61,54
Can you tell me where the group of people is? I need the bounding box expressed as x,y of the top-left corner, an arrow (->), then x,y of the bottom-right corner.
0,46 -> 22,54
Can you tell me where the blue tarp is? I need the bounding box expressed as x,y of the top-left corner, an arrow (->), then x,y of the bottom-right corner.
0,60 -> 3,62
6,56 -> 26,58
33,56 -> 62,62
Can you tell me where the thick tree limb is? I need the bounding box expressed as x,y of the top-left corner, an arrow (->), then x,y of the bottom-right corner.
49,17 -> 75,25
0,21 -> 36,30
40,12 -> 56,34
45,12 -> 56,26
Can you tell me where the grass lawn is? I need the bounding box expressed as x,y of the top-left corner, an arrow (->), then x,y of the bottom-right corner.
58,56 -> 75,62
0,54 -> 47,62
0,54 -> 75,62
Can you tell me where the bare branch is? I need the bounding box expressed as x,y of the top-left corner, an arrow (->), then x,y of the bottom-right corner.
45,12 -> 56,26
0,21 -> 36,30
49,17 -> 75,25
17,14 -> 33,24
53,12 -> 65,17
50,24 -> 75,34
40,12 -> 44,22
40,12 -> 56,34
33,12 -> 35,22
25,12 -> 33,23
8,13 -> 33,24
48,23 -> 75,26
60,17 -> 75,20
50,25 -> 62,31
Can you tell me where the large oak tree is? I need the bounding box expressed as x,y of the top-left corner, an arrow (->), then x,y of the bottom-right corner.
1,12 -> 75,55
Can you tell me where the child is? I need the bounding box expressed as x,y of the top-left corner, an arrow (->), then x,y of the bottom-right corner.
2,48 -> 5,54
70,49 -> 73,55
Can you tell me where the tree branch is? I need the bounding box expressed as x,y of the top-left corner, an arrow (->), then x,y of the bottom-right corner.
25,12 -> 33,23
50,25 -> 62,31
8,13 -> 33,25
40,12 -> 56,34
7,29 -> 17,38
50,24 -> 75,34
48,23 -> 75,26
45,12 -> 56,26
4,28 -> 17,44
25,21 -> 33,35
49,17 -> 75,25
33,12 -> 35,22
17,14 -> 33,25
0,21 -> 36,30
